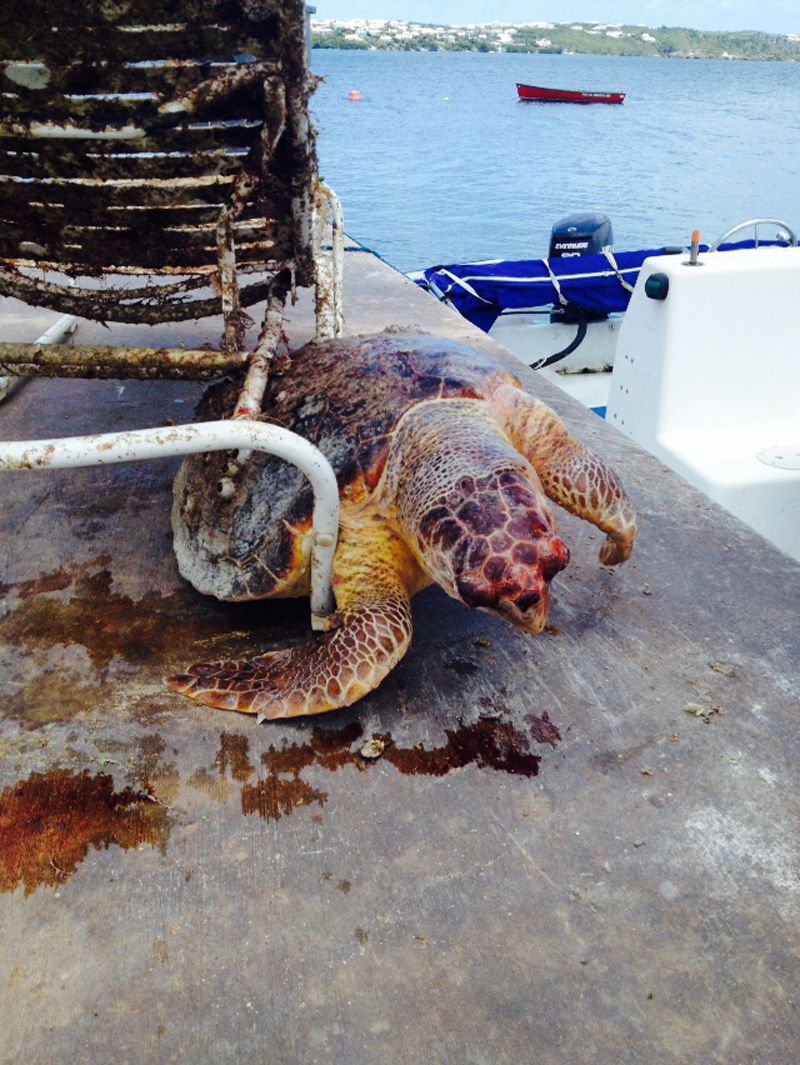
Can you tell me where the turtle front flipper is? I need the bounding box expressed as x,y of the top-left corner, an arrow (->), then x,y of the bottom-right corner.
491,383 -> 637,565
168,512 -> 424,720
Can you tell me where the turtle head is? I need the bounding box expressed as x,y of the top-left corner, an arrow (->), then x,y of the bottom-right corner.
391,401 -> 570,635
413,466 -> 570,635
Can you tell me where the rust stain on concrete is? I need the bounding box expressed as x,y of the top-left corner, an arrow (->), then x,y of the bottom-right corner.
0,769 -> 170,896
215,731 -> 255,782
3,671 -> 113,729
1,557 -> 310,727
1,569 -> 199,670
0,567 -> 73,601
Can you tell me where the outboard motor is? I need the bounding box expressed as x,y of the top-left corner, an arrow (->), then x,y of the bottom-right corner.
549,211 -> 613,260
548,212 -> 613,325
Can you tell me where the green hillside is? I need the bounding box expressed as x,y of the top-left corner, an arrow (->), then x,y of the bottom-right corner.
311,21 -> 800,61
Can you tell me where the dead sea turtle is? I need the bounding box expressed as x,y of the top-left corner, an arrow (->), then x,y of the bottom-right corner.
169,332 -> 636,719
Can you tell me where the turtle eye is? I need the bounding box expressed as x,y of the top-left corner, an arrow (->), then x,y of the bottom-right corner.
456,576 -> 498,609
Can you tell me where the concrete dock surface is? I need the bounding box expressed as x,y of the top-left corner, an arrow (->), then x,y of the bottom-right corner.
1,249 -> 799,1064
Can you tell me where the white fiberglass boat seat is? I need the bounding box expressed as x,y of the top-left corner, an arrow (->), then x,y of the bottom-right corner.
607,246 -> 800,561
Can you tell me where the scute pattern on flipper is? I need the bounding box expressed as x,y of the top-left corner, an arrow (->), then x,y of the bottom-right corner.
169,511 -> 420,719
491,383 -> 637,564
383,396 -> 569,631
168,596 -> 414,718
386,398 -> 552,572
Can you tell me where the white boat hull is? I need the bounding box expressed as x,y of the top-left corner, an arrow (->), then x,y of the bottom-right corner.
488,312 -> 617,411
608,247 -> 800,563
489,312 -> 622,374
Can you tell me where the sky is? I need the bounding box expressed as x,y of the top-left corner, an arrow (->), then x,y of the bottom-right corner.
314,2 -> 800,35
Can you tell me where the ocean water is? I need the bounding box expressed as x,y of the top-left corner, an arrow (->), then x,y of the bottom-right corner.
310,49 -> 800,272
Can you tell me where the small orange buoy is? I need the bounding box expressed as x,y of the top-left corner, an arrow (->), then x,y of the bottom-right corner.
348,90 -> 362,102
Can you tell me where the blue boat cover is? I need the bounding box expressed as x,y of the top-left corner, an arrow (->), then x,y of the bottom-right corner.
419,240 -> 776,332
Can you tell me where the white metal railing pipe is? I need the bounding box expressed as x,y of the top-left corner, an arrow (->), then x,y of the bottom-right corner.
709,218 -> 798,252
0,420 -> 340,628
34,314 -> 79,345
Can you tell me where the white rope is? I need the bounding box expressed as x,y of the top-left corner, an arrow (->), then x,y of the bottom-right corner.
433,267 -> 493,304
602,249 -> 637,294
541,258 -> 568,306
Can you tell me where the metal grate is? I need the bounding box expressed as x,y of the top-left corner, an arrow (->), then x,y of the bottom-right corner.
0,0 -> 317,326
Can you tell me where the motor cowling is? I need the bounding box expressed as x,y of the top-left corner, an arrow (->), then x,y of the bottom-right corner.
549,212 -> 613,259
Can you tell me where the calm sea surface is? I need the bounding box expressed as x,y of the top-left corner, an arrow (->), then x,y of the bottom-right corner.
310,50 -> 800,272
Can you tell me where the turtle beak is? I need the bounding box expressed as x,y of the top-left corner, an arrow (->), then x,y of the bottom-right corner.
493,584 -> 551,635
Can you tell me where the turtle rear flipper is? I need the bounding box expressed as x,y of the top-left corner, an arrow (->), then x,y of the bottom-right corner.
168,513 -> 422,719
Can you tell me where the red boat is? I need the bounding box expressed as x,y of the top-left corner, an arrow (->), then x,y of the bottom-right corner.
516,83 -> 625,105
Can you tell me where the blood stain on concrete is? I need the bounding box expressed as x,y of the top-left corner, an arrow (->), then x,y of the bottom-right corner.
524,712 -> 562,748
212,714 -> 558,822
379,718 -> 543,777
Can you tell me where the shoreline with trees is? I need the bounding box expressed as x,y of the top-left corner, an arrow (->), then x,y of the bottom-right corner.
311,19 -> 800,62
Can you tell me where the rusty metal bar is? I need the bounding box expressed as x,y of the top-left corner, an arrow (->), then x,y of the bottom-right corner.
0,148 -> 250,182
157,61 -> 266,119
0,257 -> 286,323
0,232 -> 281,271
0,343 -> 245,379
217,206 -> 241,353
215,171 -> 259,353
8,282 -> 270,322
283,15 -> 315,289
313,181 -> 344,339
0,311 -> 77,404
0,240 -> 288,271
261,76 -> 287,158
1,59 -> 263,99
0,174 -> 236,210
0,217 -> 278,253
0,26 -> 281,64
234,288 -> 286,418
0,123 -> 262,153
4,79 -> 266,126
0,0 -> 281,25
0,266 -> 207,304
0,0 -> 282,26
0,244 -> 280,272
0,201 -> 275,229
2,96 -> 164,127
